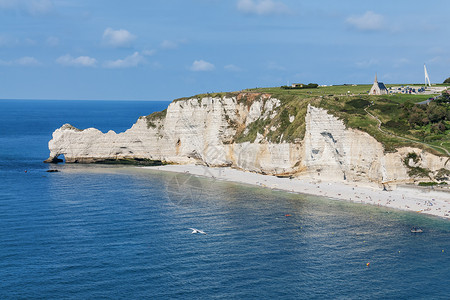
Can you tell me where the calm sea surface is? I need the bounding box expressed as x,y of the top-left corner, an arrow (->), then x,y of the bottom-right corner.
0,99 -> 449,299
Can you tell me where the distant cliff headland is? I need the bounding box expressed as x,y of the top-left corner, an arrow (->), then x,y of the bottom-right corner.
45,84 -> 450,188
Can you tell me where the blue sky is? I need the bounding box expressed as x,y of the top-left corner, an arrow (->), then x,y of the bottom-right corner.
0,0 -> 449,100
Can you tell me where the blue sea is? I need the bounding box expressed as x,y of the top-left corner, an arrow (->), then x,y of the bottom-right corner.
0,99 -> 449,299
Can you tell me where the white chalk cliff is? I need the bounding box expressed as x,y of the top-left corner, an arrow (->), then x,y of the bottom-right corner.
45,94 -> 449,186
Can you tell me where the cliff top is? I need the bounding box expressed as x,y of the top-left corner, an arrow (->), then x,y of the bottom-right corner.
143,85 -> 449,156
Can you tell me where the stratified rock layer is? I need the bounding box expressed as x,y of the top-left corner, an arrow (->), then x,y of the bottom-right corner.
45,94 -> 449,187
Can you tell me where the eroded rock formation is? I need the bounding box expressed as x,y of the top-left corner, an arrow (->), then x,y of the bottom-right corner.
45,94 -> 449,186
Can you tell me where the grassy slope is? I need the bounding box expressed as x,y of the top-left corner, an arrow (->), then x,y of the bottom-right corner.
247,85 -> 449,155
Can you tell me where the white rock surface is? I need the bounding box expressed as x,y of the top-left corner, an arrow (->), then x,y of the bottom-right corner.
45,95 -> 449,186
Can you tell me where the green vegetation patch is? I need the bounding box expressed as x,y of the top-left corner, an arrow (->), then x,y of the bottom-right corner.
234,117 -> 271,143
403,152 -> 419,166
248,84 -> 373,96
402,152 -> 432,178
418,181 -> 447,186
407,166 -> 431,178
62,124 -> 83,131
435,168 -> 450,181
367,94 -> 450,154
141,109 -> 167,129
233,94 -> 310,143
418,181 -> 438,186
347,98 -> 371,109
281,83 -> 319,90
94,158 -> 166,166
174,92 -> 240,102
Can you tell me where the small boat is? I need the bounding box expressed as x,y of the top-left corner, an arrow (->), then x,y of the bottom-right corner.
411,227 -> 423,233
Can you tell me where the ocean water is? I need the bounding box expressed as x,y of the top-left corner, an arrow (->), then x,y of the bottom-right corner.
0,99 -> 449,299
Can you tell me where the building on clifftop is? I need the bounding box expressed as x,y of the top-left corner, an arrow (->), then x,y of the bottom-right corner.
369,74 -> 388,95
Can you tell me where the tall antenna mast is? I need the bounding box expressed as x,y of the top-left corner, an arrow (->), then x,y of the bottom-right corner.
424,64 -> 431,87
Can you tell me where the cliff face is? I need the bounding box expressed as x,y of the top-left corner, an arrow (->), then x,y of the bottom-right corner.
45,94 -> 449,186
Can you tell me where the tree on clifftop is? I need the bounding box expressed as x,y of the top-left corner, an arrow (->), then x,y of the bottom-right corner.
444,77 -> 450,84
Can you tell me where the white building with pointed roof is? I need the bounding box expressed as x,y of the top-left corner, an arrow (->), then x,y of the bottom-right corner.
369,74 -> 388,95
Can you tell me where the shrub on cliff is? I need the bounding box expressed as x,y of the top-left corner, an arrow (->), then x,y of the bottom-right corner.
281,83 -> 318,90
142,109 -> 167,129
435,91 -> 450,104
435,168 -> 450,181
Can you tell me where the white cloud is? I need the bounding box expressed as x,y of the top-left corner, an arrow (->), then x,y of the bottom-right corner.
0,0 -> 16,9
28,0 -> 53,16
427,56 -> 450,65
17,56 -> 42,66
224,64 -> 242,72
346,11 -> 384,31
0,0 -> 53,15
428,47 -> 446,55
142,49 -> 156,56
56,54 -> 97,67
355,58 -> 378,68
237,0 -> 289,16
0,56 -> 42,66
160,39 -> 187,50
0,59 -> 11,66
46,36 -> 59,47
0,35 -> 44,47
102,28 -> 136,48
0,35 -> 19,47
190,60 -> 215,71
103,52 -> 145,68
160,40 -> 178,50
151,61 -> 163,69
24,38 -> 37,46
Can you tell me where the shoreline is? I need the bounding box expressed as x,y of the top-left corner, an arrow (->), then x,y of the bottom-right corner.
143,164 -> 450,220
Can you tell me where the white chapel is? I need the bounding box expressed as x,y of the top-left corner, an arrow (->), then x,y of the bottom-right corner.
369,74 -> 388,95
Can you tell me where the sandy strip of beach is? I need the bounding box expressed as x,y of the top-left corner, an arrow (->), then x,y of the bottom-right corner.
143,164 -> 450,220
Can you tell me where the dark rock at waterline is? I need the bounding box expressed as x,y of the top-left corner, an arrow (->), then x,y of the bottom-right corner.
46,169 -> 60,173
44,157 -> 63,164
